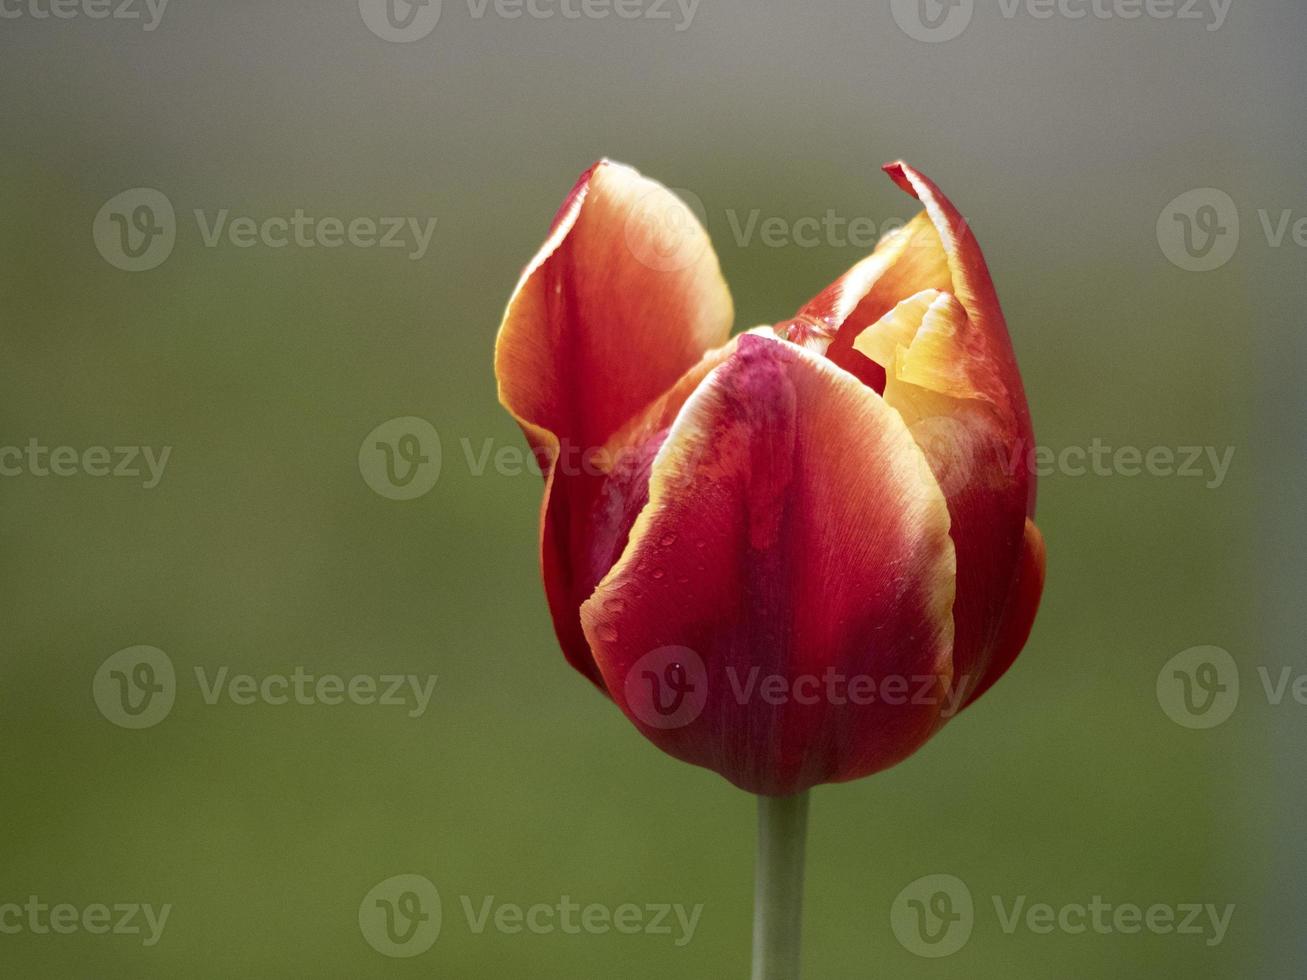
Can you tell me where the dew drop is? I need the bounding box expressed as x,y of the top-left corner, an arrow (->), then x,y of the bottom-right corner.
659,532 -> 677,547
652,568 -> 666,580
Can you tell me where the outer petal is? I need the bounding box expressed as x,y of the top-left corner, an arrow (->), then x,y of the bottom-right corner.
580,335 -> 957,796
881,161 -> 1034,472
800,163 -> 1044,706
494,161 -> 735,685
854,292 -> 1032,700
970,518 -> 1046,704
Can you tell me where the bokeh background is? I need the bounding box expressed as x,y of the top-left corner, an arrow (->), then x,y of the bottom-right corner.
2,1 -> 1303,976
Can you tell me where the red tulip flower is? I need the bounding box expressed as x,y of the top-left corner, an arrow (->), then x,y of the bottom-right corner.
496,159 -> 1045,975
496,158 -> 1044,795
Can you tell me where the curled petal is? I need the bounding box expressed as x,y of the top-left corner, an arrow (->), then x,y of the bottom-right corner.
854,290 -> 1034,699
494,161 -> 735,684
794,212 -> 952,347
580,335 -> 957,796
495,159 -> 733,452
881,161 -> 1035,477
809,164 -> 1044,706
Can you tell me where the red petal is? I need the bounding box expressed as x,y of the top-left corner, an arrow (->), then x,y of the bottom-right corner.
881,161 -> 1035,475
969,518 -> 1046,704
801,164 -> 1044,706
580,335 -> 957,796
495,161 -> 734,685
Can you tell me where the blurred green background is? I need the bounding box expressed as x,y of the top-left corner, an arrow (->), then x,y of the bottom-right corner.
2,1 -> 1302,976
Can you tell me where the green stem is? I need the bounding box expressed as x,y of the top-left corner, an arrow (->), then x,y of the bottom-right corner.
751,791 -> 810,980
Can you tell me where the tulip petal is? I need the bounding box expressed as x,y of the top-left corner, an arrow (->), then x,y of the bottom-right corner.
850,290 -> 1034,698
795,212 -> 952,347
880,161 -> 1034,458
970,518 -> 1046,704
496,159 -> 734,452
813,164 -> 1043,706
579,334 -> 957,796
494,161 -> 734,685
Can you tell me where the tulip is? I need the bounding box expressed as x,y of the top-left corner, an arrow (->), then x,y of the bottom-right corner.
495,159 -> 1045,977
